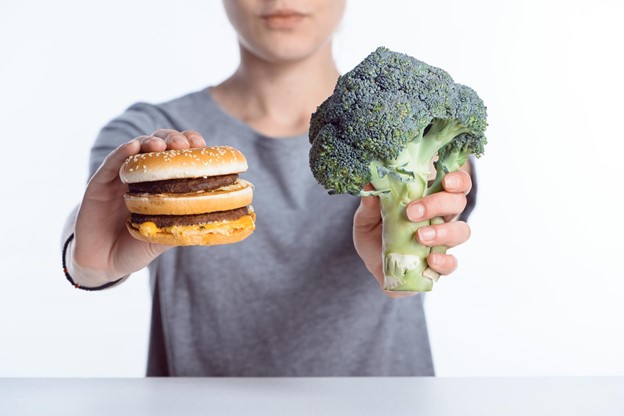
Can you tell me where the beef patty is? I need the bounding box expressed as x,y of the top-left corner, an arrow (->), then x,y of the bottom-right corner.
130,206 -> 250,228
128,174 -> 238,194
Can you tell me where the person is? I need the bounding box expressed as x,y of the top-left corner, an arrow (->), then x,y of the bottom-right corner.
62,0 -> 475,376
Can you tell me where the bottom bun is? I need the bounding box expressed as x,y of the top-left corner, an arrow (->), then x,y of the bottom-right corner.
126,213 -> 256,246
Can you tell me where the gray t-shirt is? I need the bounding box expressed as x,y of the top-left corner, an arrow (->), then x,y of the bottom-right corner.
90,88 -> 439,376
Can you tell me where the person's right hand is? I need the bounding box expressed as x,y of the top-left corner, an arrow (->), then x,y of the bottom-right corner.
69,129 -> 207,287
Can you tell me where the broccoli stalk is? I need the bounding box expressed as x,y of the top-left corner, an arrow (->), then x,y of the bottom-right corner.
309,47 -> 487,292
368,120 -> 475,291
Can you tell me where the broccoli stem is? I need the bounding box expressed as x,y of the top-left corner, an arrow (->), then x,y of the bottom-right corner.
369,142 -> 436,291
378,192 -> 435,291
369,121 -> 470,292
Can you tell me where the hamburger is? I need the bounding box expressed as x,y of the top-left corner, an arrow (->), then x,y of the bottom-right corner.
119,146 -> 255,246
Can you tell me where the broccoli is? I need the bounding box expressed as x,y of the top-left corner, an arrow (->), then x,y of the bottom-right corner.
309,47 -> 487,292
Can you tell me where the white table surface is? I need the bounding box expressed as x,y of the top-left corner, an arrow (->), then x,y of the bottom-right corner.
0,377 -> 622,416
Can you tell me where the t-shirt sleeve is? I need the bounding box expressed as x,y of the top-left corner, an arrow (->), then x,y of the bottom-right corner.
88,102 -> 167,178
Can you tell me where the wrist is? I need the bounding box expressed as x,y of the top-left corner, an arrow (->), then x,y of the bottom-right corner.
63,234 -> 127,290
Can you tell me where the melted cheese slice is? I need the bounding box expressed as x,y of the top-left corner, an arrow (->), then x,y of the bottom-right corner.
135,213 -> 256,238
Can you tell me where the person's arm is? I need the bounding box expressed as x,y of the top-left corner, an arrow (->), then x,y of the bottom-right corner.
62,205 -> 129,289
62,104 -> 207,288
62,138 -> 159,289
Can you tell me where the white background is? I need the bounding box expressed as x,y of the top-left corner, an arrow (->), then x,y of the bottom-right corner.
0,0 -> 622,377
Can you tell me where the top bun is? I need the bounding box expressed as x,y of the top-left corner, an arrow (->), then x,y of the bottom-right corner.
120,146 -> 248,184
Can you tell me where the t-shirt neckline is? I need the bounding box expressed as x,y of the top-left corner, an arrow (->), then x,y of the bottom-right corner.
202,87 -> 309,146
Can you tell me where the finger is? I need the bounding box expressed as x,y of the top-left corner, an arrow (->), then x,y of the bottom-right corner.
406,192 -> 467,222
151,128 -> 180,140
152,128 -> 190,150
89,139 -> 141,186
354,184 -> 381,230
426,252 -> 458,276
136,135 -> 166,153
416,221 -> 471,248
443,170 -> 472,194
181,130 -> 207,148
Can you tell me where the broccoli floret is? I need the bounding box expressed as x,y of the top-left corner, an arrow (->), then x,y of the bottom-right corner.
309,47 -> 487,292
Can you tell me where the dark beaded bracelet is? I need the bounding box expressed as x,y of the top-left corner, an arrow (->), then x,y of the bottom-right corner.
62,233 -> 124,291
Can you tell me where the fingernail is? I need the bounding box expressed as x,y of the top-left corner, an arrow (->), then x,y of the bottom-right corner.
429,253 -> 444,266
407,203 -> 425,220
418,227 -> 436,242
444,174 -> 459,189
193,137 -> 206,146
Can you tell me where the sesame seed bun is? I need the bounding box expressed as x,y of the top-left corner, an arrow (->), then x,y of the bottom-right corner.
119,146 -> 248,184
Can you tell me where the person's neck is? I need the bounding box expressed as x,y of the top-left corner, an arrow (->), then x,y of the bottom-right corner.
211,43 -> 339,138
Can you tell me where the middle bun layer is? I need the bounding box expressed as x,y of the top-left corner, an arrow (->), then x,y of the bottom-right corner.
124,179 -> 253,215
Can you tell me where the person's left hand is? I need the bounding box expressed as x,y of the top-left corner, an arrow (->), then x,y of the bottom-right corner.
353,170 -> 472,298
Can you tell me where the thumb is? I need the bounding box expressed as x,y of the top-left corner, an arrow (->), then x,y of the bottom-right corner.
89,139 -> 141,187
354,184 -> 381,229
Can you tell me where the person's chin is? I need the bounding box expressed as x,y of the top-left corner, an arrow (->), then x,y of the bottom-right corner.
250,37 -> 327,64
